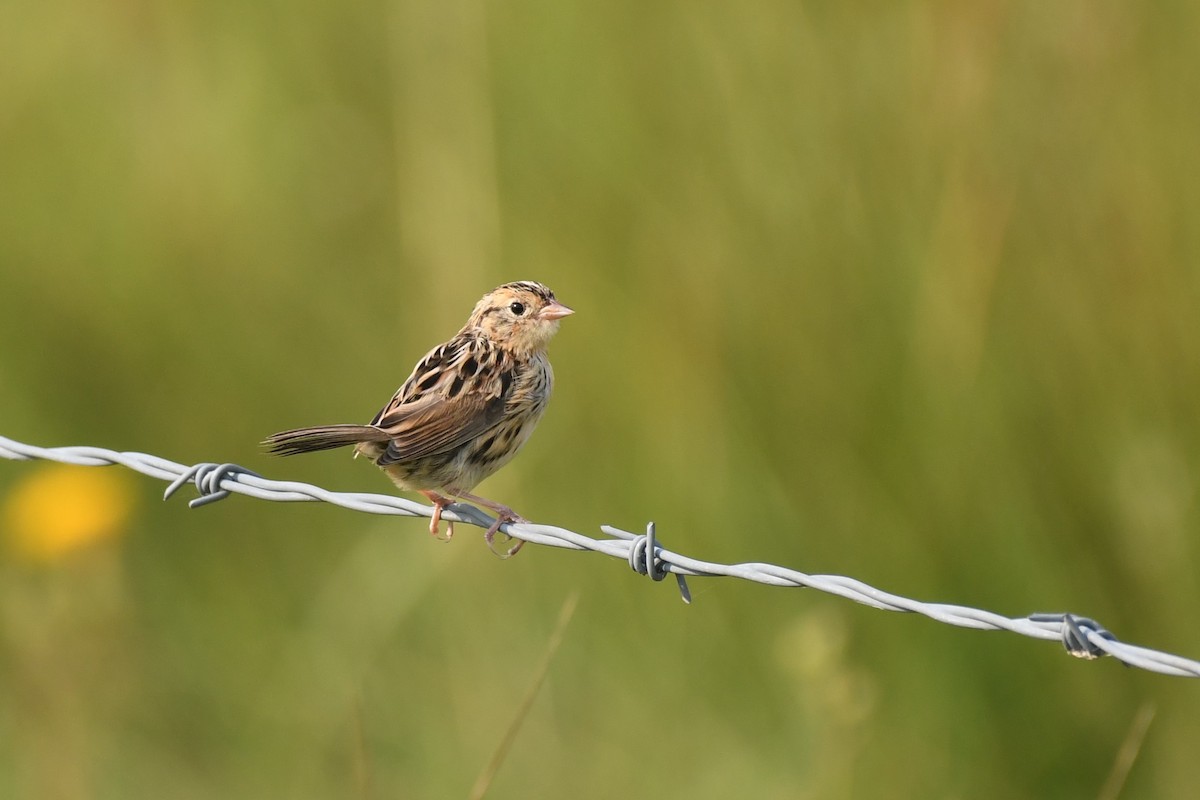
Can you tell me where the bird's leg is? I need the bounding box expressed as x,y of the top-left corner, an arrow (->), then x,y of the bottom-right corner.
418,490 -> 456,541
452,490 -> 528,558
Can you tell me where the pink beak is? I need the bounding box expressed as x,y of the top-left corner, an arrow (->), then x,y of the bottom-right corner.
540,301 -> 575,321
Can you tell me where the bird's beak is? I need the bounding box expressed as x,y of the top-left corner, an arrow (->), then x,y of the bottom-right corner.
539,302 -> 574,321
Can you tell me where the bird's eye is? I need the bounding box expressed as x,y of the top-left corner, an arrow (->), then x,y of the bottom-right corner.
509,301 -> 526,316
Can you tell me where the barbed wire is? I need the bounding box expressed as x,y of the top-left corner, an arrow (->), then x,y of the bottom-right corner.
2,434 -> 1197,678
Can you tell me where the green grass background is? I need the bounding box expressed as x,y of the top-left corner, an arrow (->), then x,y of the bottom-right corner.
3,1 -> 1200,797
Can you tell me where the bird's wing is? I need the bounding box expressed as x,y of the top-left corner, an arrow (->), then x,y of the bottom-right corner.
369,335 -> 515,465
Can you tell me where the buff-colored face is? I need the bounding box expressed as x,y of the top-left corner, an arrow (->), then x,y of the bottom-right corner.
466,281 -> 573,353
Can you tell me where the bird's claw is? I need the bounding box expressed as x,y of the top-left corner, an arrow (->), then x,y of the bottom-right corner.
425,494 -> 454,542
485,514 -> 527,559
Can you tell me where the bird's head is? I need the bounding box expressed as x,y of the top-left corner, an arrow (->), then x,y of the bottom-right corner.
466,281 -> 573,354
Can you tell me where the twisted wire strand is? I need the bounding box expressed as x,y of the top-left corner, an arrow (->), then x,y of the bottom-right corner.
2,434 -> 1197,678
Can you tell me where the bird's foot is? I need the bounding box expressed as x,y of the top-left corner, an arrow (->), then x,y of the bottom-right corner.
449,490 -> 527,558
419,491 -> 456,541
484,510 -> 528,559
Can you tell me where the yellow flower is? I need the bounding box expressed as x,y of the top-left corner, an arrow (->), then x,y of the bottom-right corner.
4,464 -> 135,563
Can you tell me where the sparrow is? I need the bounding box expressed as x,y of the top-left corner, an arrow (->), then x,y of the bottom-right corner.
263,281 -> 572,556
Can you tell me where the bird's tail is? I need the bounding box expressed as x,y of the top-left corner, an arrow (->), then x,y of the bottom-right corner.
262,424 -> 388,456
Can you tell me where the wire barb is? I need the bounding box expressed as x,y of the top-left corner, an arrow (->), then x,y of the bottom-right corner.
164,462 -> 263,508
2,434 -> 1198,677
615,522 -> 691,604
1030,613 -> 1117,661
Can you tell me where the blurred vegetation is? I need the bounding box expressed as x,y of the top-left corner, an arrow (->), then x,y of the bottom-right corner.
2,1 -> 1199,797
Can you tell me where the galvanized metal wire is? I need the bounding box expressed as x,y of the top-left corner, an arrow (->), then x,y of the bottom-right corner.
2,434 -> 1197,678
